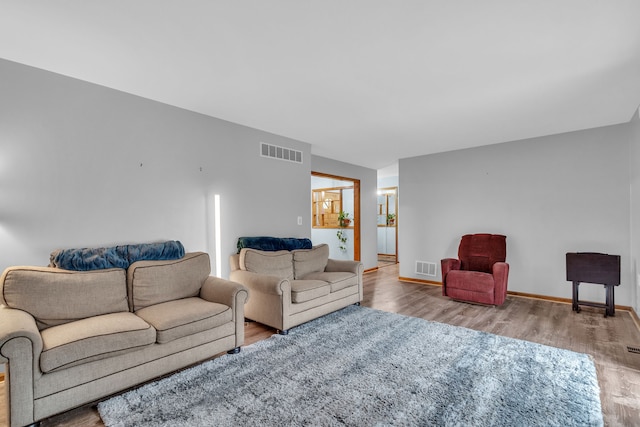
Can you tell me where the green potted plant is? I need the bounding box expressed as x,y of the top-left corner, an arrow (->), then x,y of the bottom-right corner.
338,211 -> 351,227
387,213 -> 396,226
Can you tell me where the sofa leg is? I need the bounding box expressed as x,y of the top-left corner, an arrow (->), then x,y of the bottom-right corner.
227,347 -> 241,354
278,329 -> 289,335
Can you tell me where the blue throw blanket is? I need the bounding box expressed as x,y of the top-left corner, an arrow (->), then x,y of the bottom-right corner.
236,236 -> 312,253
49,241 -> 185,271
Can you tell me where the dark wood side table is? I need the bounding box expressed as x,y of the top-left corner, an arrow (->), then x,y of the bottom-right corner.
566,252 -> 620,317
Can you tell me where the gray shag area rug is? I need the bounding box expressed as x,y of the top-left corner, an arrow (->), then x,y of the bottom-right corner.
98,305 -> 603,427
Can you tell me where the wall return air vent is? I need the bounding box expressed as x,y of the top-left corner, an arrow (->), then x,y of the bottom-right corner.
260,142 -> 303,164
416,261 -> 437,277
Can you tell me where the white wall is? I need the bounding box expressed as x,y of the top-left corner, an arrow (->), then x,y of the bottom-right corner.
377,227 -> 396,255
399,123 -> 633,306
312,228 -> 355,260
377,175 -> 398,189
0,59 -> 312,278
311,155 -> 378,270
629,106 -> 640,312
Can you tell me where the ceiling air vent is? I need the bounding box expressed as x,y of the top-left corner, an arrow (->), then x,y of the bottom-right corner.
416,261 -> 437,277
260,142 -> 303,164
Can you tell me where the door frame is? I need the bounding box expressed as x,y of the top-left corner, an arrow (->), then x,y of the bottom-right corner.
311,171 -> 361,261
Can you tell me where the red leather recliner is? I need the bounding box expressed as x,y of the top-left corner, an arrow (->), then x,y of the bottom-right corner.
441,234 -> 509,306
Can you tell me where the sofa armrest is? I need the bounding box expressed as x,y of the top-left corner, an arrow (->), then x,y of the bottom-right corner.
229,270 -> 291,296
200,276 -> 249,349
0,305 -> 43,364
200,276 -> 249,309
0,305 -> 44,427
325,259 -> 363,275
492,262 -> 510,305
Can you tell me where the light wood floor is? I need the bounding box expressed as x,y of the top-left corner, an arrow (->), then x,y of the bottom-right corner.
2,263 -> 639,426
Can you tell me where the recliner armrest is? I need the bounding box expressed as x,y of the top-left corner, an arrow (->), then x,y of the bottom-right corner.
440,258 -> 461,296
492,262 -> 510,305
441,258 -> 461,277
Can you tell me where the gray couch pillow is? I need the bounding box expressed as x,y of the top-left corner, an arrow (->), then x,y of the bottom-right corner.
239,248 -> 294,280
293,244 -> 329,279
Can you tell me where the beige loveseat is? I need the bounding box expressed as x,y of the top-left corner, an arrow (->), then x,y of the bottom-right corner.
230,243 -> 363,334
0,252 -> 248,427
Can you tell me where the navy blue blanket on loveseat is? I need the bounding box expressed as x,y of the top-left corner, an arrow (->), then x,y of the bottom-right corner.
236,236 -> 312,253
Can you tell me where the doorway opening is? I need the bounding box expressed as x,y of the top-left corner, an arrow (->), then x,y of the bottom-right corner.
311,171 -> 360,261
377,187 -> 397,267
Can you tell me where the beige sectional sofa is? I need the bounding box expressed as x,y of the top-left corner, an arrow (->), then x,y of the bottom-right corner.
0,252 -> 248,427
230,243 -> 363,334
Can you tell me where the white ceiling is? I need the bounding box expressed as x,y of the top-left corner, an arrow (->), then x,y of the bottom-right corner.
2,1 -> 640,170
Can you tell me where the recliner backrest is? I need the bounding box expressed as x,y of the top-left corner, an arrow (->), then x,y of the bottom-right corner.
458,234 -> 506,273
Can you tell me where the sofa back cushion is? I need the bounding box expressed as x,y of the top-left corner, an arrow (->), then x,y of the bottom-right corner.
293,244 -> 329,279
128,252 -> 210,311
0,266 -> 128,330
239,248 -> 294,280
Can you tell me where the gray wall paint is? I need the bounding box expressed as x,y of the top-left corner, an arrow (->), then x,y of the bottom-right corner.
311,155 -> 378,270
399,124 -> 633,306
2,58 -> 635,308
0,59 -> 312,278
630,106 -> 640,312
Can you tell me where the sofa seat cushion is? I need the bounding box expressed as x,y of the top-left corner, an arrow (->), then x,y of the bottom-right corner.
446,270 -> 495,292
301,271 -> 358,293
135,297 -> 232,344
239,249 -> 294,280
40,312 -> 155,373
292,244 -> 329,279
290,280 -> 330,303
